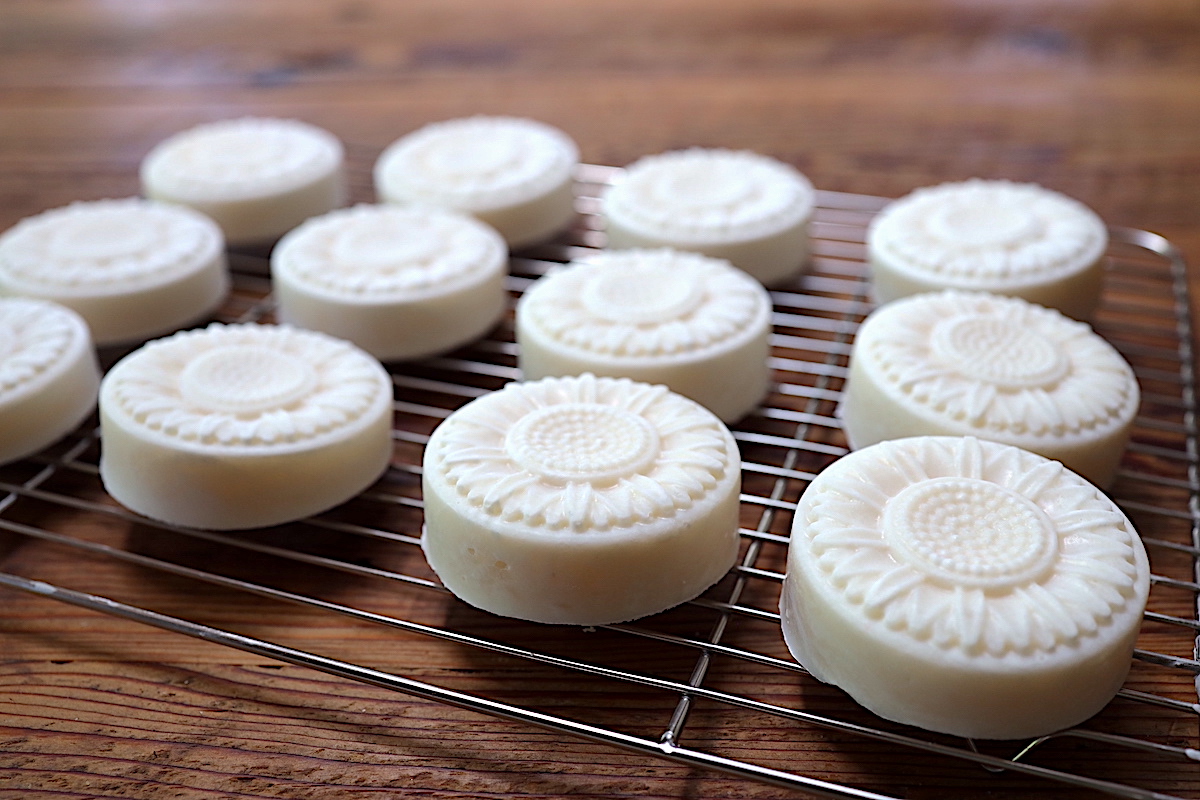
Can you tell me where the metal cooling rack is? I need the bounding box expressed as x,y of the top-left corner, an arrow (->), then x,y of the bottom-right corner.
1,166 -> 1198,799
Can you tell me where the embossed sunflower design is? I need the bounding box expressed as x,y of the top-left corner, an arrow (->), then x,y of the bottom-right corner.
797,437 -> 1147,656
146,118 -> 341,196
868,179 -> 1107,282
862,291 -> 1138,437
0,199 -> 218,288
275,205 -> 505,298
521,249 -> 768,358
377,116 -> 577,208
104,324 -> 390,448
427,373 -> 737,532
605,148 -> 814,240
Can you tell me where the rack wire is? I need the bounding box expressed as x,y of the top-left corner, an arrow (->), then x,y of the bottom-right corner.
1,165 -> 1198,799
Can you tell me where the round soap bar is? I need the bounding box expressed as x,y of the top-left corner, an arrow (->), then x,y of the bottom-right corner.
516,248 -> 772,423
99,323 -> 394,530
867,179 -> 1108,319
601,148 -> 815,286
140,117 -> 346,246
0,298 -> 100,465
0,198 -> 229,347
422,373 -> 741,625
373,116 -> 579,249
272,205 -> 508,361
781,435 -> 1150,740
839,290 -> 1139,488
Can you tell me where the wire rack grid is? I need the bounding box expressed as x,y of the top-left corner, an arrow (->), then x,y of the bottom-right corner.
1,165 -> 1198,799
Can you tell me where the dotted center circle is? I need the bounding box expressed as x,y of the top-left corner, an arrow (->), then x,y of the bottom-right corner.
650,160 -> 754,210
504,403 -> 661,484
926,197 -> 1042,248
170,126 -> 321,181
931,314 -> 1069,390
179,345 -> 318,415
580,264 -> 705,325
882,476 -> 1059,589
47,211 -> 157,262
329,218 -> 440,271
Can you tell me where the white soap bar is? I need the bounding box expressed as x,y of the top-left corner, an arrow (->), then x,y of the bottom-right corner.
100,323 -> 394,530
867,179 -> 1108,319
782,435 -> 1150,740
839,290 -> 1139,488
0,198 -> 229,347
0,298 -> 100,465
374,116 -> 579,249
516,248 -> 772,423
601,149 -> 815,286
272,205 -> 508,361
140,117 -> 346,246
422,373 -> 741,625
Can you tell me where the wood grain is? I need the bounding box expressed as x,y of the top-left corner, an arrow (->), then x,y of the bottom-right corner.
2,2 -> 1200,798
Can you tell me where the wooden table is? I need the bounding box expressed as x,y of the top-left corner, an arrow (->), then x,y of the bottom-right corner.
2,2 -> 1199,797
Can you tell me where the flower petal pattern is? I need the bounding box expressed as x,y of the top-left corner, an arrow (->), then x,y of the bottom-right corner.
798,436 -> 1147,656
274,205 -> 505,299
103,323 -> 391,449
0,198 -> 220,290
856,291 -> 1138,439
426,373 -> 736,533
0,299 -> 81,396
868,179 -> 1107,285
520,249 -> 768,359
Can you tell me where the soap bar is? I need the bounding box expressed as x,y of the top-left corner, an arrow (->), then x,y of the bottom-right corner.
516,248 -> 772,422
100,323 -> 394,530
140,117 -> 346,246
867,179 -> 1108,319
839,290 -> 1139,488
781,435 -> 1150,740
601,148 -> 815,286
374,116 -> 579,249
422,373 -> 741,625
0,298 -> 100,465
0,198 -> 228,346
272,205 -> 508,361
